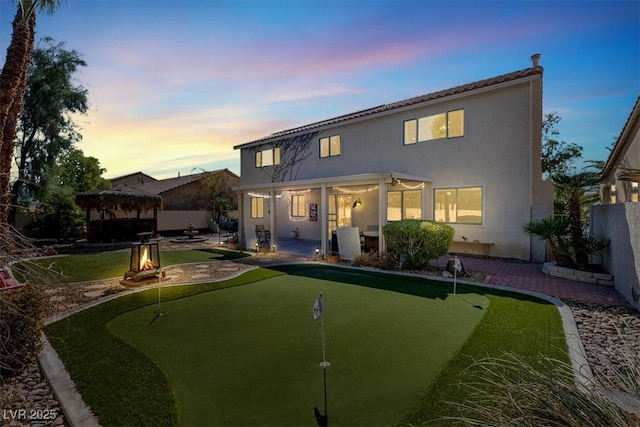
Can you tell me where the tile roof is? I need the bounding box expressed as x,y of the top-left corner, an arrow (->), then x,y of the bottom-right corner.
235,65 -> 543,149
116,169 -> 238,195
602,95 -> 640,180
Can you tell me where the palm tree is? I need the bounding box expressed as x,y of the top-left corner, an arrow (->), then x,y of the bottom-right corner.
551,168 -> 606,269
0,0 -> 62,224
522,216 -> 571,265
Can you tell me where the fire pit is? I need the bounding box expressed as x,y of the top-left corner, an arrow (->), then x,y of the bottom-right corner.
123,237 -> 161,283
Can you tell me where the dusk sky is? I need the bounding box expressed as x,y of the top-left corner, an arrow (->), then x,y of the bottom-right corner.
1,0 -> 638,180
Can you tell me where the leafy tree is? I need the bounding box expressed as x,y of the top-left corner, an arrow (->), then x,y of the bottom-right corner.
8,37 -> 88,225
192,168 -> 237,222
541,112 -> 583,177
31,148 -> 107,239
0,0 -> 64,224
53,147 -> 109,193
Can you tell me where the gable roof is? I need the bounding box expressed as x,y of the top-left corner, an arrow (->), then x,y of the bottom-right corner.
602,95 -> 640,181
109,171 -> 157,183
234,65 -> 543,150
135,169 -> 239,195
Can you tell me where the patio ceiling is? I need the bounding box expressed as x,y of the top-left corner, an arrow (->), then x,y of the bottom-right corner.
233,171 -> 431,192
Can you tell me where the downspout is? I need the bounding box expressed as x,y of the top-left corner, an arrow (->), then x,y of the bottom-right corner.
269,187 -> 276,250
378,177 -> 386,251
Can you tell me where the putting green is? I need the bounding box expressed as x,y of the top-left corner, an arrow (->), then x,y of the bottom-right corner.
107,269 -> 488,426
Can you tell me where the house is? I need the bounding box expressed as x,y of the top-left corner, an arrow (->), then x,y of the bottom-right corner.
110,169 -> 239,233
592,96 -> 640,309
233,54 -> 553,261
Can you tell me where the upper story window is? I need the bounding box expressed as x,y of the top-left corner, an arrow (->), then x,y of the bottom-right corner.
255,147 -> 280,167
320,135 -> 341,158
434,186 -> 482,224
404,109 -> 464,145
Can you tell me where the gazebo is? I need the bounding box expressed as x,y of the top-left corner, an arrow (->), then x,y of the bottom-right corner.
75,184 -> 163,242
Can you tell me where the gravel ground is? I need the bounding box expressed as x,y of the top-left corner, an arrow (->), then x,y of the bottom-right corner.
2,254 -> 639,426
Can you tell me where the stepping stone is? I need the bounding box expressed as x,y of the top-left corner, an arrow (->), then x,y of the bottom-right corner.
218,267 -> 238,272
84,290 -> 105,298
191,273 -> 210,279
166,268 -> 184,274
85,283 -> 111,290
195,264 -> 211,269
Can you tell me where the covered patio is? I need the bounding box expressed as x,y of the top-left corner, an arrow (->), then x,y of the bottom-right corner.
234,172 -> 430,259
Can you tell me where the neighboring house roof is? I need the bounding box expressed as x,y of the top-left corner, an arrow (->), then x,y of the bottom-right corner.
602,95 -> 640,182
234,65 -> 543,150
133,169 -> 239,195
109,171 -> 157,183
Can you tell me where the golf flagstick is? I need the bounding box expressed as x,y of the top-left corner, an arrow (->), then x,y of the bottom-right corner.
313,293 -> 329,427
453,256 -> 462,295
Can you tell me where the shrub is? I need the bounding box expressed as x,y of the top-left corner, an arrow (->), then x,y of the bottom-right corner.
383,220 -> 454,269
523,216 -> 609,269
351,251 -> 399,270
449,351 -> 640,426
0,285 -> 45,377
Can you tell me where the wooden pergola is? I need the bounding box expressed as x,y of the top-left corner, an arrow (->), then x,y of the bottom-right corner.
75,184 -> 163,242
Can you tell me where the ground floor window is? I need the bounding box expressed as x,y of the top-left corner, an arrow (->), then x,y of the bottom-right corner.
387,190 -> 422,221
434,187 -> 482,224
250,197 -> 264,219
291,195 -> 305,218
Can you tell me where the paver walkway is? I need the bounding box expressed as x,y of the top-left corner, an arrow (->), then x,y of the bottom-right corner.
431,255 -> 632,308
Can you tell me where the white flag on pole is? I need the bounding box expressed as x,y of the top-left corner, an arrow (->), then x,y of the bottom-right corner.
453,256 -> 462,272
313,294 -> 323,320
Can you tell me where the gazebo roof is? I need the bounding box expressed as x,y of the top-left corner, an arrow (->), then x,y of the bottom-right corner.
75,184 -> 162,212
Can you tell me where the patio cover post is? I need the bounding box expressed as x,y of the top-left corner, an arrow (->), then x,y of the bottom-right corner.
269,187 -> 276,250
237,190 -> 244,247
378,176 -> 386,251
321,183 -> 328,258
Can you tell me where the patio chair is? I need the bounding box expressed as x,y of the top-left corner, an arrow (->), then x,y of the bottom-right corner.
255,224 -> 271,249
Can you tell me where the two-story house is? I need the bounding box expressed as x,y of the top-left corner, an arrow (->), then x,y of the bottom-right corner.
233,55 -> 553,261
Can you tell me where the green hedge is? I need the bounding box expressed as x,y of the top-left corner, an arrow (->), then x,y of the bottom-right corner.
383,220 -> 454,269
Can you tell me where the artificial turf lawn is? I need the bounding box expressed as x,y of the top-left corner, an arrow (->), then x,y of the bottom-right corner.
45,264 -> 567,426
17,248 -> 249,283
107,269 -> 488,426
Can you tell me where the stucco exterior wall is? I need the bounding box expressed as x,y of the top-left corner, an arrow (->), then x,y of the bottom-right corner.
591,203 -> 640,309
